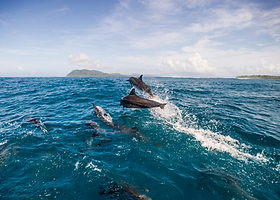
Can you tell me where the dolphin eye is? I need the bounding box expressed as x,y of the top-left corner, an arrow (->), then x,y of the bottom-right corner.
104,113 -> 108,116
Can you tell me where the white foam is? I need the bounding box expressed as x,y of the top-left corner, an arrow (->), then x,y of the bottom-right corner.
86,161 -> 101,172
150,100 -> 269,163
74,161 -> 80,170
0,140 -> 8,146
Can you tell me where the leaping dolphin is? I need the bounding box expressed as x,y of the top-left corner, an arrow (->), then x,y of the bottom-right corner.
120,89 -> 167,109
92,103 -> 114,127
127,75 -> 153,97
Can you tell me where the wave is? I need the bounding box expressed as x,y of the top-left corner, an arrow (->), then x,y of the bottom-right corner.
149,95 -> 269,163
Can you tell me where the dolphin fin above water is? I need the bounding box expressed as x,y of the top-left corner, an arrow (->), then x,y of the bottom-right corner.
120,89 -> 167,109
25,117 -> 48,133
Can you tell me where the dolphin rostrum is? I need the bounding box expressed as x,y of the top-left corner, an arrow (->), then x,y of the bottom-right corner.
92,103 -> 114,127
120,89 -> 167,109
127,75 -> 153,97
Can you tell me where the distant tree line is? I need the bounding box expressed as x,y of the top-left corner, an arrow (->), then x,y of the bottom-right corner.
66,69 -> 127,77
236,75 -> 280,79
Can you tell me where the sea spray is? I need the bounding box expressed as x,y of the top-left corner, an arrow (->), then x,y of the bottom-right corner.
149,95 -> 269,163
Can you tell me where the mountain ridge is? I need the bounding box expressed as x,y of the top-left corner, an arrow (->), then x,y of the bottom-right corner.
66,69 -> 127,77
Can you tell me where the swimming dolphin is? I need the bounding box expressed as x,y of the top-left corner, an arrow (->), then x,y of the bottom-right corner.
120,181 -> 152,200
127,75 -> 153,97
100,181 -> 152,200
199,167 -> 258,200
0,143 -> 18,164
85,120 -> 112,147
92,103 -> 114,127
25,117 -> 48,133
85,120 -> 101,136
114,124 -> 149,142
120,89 -> 167,109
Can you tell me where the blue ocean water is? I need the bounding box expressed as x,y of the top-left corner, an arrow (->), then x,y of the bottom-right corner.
0,77 -> 279,200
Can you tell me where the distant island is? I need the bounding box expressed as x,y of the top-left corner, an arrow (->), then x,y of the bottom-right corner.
66,69 -> 127,77
236,75 -> 280,79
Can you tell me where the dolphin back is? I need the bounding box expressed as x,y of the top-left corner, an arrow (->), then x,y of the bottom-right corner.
121,91 -> 167,109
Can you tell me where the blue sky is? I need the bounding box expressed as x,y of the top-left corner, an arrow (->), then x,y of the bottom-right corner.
0,0 -> 280,77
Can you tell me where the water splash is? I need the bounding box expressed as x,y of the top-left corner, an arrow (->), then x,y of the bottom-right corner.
149,97 -> 269,163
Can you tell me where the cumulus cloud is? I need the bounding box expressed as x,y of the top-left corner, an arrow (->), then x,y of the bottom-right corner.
258,59 -> 280,74
68,53 -> 106,69
157,53 -> 215,73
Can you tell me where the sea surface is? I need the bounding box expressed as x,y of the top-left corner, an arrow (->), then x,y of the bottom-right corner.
0,77 -> 279,200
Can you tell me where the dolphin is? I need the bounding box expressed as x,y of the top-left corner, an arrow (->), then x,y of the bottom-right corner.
120,181 -> 152,200
120,89 -> 167,109
100,181 -> 152,200
0,143 -> 18,164
199,167 -> 258,200
85,120 -> 101,136
25,117 -> 48,133
85,120 -> 112,147
92,103 -> 114,127
114,124 -> 149,142
127,75 -> 153,97
113,124 -> 162,146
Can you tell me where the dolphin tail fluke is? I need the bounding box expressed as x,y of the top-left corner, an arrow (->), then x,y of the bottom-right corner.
160,103 -> 167,109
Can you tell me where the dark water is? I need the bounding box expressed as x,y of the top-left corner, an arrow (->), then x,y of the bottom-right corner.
0,77 -> 279,200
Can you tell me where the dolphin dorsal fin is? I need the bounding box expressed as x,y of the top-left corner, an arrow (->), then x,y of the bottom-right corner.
139,75 -> 143,80
129,88 -> 136,95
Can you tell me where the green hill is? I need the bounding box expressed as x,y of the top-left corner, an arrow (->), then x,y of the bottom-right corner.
236,75 -> 280,79
66,69 -> 127,77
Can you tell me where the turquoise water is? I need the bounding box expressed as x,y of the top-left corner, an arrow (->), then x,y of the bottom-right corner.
0,77 -> 279,200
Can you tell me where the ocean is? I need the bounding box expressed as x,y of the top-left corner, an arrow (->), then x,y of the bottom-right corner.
0,77 -> 279,200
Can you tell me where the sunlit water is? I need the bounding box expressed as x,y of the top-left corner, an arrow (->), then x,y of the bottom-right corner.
0,77 -> 279,200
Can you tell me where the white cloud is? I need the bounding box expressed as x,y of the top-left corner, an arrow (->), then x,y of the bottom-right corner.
118,0 -> 131,9
157,53 -> 214,73
51,7 -> 70,13
140,0 -> 183,14
139,0 -> 212,22
257,7 -> 280,42
0,19 -> 8,25
140,0 -> 213,13
259,59 -> 280,74
188,8 -> 253,33
180,37 -> 280,77
68,53 -> 106,70
130,31 -> 183,49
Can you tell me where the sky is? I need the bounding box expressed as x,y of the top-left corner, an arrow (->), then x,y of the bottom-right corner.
0,0 -> 280,77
